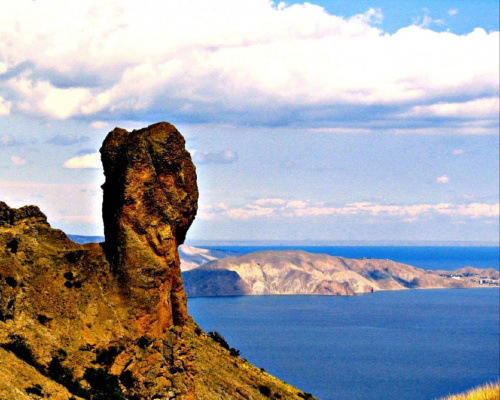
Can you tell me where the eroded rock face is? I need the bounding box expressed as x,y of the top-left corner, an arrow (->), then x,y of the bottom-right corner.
0,123 -> 311,400
0,123 -> 199,399
100,122 -> 198,333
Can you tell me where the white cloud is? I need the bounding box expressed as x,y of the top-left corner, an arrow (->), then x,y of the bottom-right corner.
452,149 -> 465,155
255,198 -> 287,206
199,199 -> 499,221
408,97 -> 499,119
62,153 -> 101,169
8,77 -> 93,120
226,205 -> 275,220
448,9 -> 459,16
286,200 -> 309,209
436,175 -> 450,183
11,156 -> 26,166
0,0 -> 497,131
440,203 -> 499,218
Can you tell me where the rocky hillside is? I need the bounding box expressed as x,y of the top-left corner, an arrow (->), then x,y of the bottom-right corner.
0,122 -> 311,400
178,246 -> 237,271
182,250 -> 499,297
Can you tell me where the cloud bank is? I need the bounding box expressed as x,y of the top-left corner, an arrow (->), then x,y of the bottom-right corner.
199,198 -> 499,221
0,0 -> 498,133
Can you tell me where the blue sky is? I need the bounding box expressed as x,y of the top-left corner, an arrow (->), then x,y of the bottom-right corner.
296,0 -> 499,34
0,0 -> 498,243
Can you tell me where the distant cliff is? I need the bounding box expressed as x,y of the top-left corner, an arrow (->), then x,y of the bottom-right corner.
182,250 -> 499,297
0,123 -> 311,400
178,246 -> 238,271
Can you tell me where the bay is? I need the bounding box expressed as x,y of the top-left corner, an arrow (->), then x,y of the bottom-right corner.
188,289 -> 500,400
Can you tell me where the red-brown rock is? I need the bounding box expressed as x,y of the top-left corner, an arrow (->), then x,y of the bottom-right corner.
101,122 -> 198,333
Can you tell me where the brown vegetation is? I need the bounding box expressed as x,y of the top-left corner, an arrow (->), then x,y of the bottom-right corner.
439,382 -> 500,400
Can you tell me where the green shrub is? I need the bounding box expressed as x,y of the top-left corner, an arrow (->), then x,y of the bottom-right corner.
83,367 -> 124,400
229,348 -> 241,357
207,331 -> 229,350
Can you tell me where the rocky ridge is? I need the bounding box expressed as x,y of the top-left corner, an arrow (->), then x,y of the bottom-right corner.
178,246 -> 237,271
0,122 -> 310,400
182,250 -> 499,297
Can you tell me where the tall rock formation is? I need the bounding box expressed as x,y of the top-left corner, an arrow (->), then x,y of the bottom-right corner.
0,122 -> 310,400
101,122 -> 198,335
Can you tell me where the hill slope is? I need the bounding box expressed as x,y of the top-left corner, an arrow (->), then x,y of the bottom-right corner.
0,122 -> 311,399
183,250 -> 499,297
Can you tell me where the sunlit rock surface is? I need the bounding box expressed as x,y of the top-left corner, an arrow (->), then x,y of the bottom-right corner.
0,123 -> 311,400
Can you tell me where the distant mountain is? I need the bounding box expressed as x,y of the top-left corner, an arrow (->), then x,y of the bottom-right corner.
178,245 -> 238,271
68,234 -> 104,244
182,250 -> 499,297
64,240 -> 500,297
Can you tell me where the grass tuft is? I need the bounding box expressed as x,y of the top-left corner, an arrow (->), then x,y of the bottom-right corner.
440,382 -> 499,400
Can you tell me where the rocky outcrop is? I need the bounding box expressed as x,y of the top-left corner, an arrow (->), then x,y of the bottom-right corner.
0,123 -> 309,400
0,123 -> 199,399
101,122 -> 198,334
182,250 -> 499,297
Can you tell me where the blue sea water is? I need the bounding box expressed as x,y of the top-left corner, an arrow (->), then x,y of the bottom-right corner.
202,245 -> 500,271
188,246 -> 500,399
188,289 -> 500,400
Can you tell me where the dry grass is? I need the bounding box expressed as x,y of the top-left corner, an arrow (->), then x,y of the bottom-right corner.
440,382 -> 500,400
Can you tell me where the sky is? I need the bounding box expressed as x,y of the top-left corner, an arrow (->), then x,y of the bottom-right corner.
0,0 -> 498,243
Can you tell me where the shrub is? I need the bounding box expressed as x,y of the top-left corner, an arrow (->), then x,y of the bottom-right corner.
83,367 -> 124,400
63,271 -> 75,280
119,370 -> 136,389
229,348 -> 241,357
2,334 -> 38,367
207,331 -> 229,350
259,385 -> 271,397
5,277 -> 17,288
136,336 -> 152,349
37,314 -> 52,325
48,355 -> 88,398
96,346 -> 123,367
25,384 -> 43,397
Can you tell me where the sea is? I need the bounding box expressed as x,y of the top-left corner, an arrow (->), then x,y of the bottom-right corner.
187,246 -> 500,400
